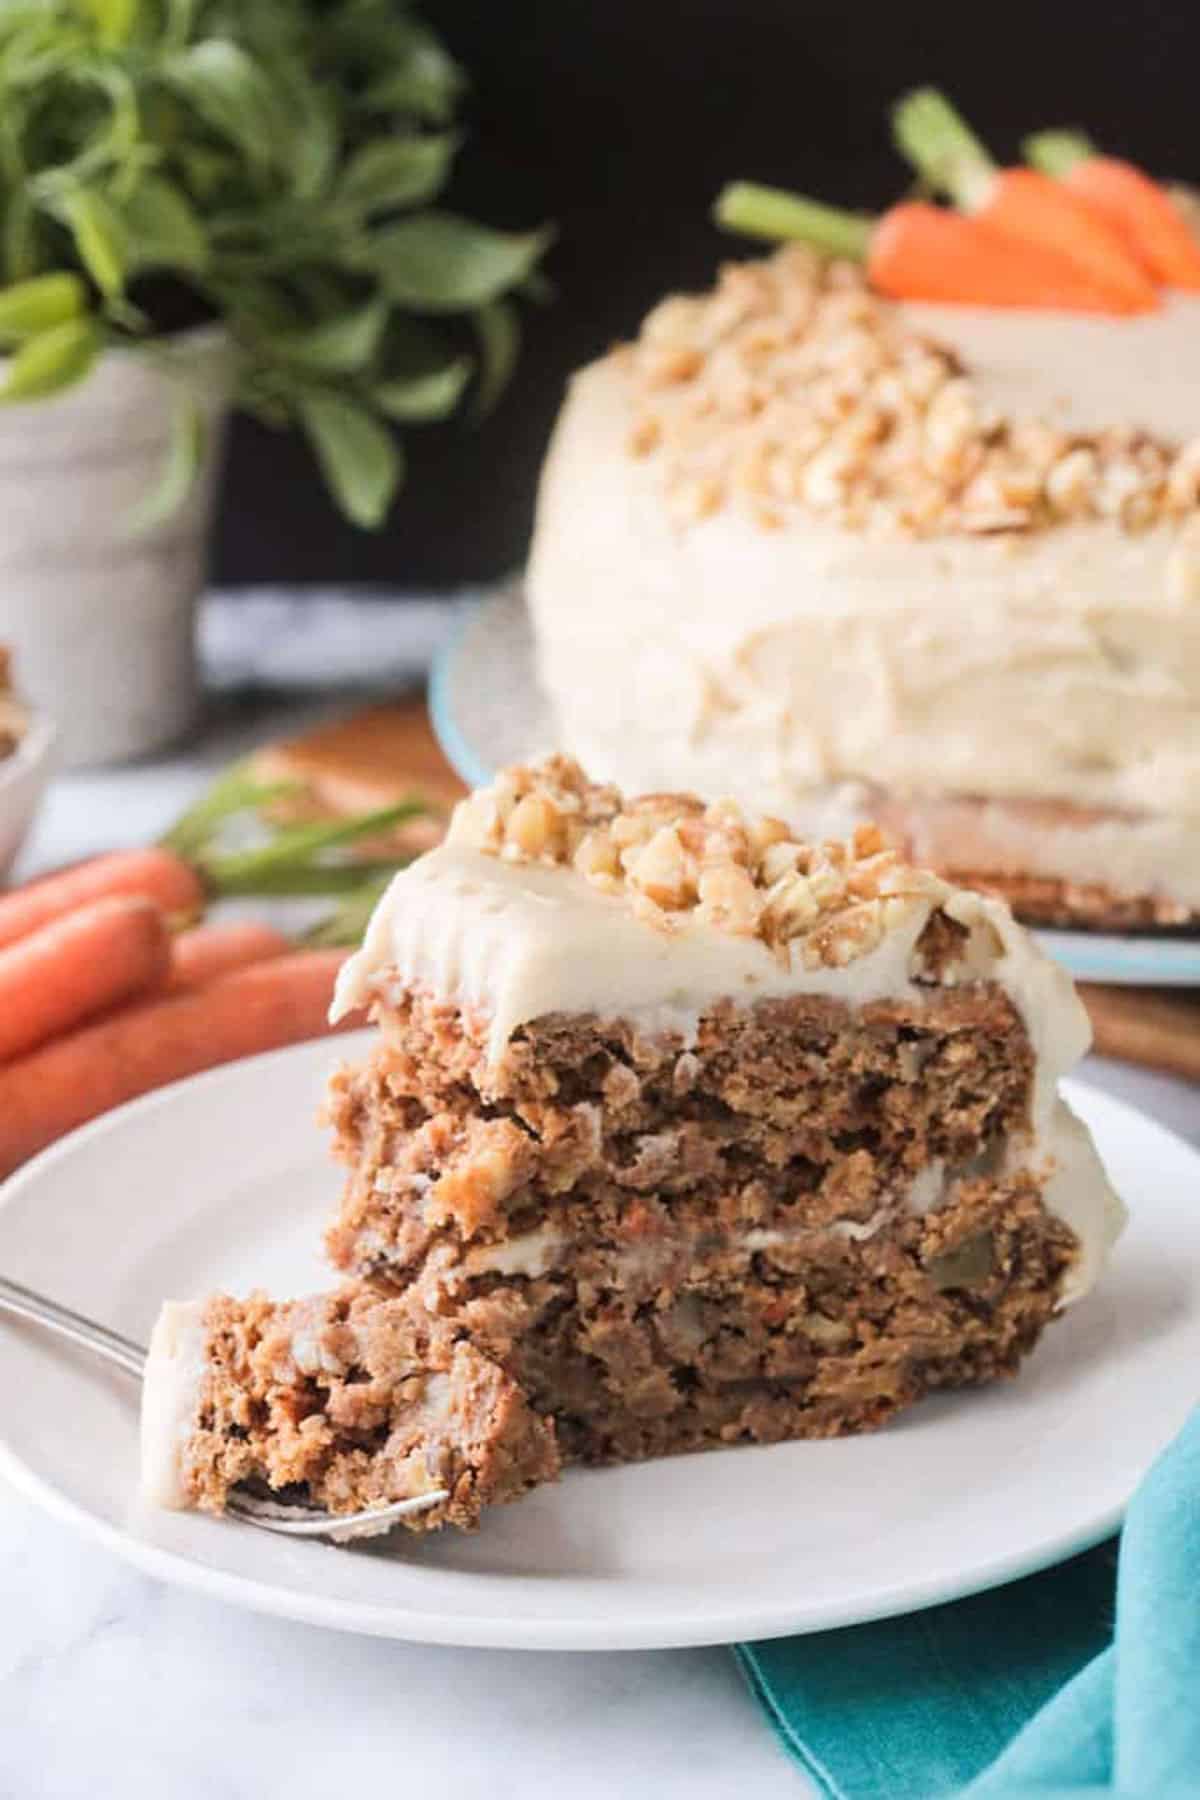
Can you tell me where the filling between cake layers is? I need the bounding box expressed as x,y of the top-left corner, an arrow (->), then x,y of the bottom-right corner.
742,784 -> 1200,928
139,1287 -> 559,1527
325,758 -> 1124,1466
326,985 -> 1093,1463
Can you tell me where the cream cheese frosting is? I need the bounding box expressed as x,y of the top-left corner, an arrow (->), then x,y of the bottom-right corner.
333,840 -> 1084,1116
526,294 -> 1200,905
139,1299 -> 207,1510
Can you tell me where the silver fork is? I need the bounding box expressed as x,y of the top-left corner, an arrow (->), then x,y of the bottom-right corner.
0,1275 -> 449,1543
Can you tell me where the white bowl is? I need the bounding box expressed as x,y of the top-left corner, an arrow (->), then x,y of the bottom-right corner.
0,714 -> 55,882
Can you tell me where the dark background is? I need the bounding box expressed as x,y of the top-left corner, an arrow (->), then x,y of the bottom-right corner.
213,0 -> 1200,589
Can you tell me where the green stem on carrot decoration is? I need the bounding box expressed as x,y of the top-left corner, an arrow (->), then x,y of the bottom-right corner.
891,88 -> 997,209
1023,131 -> 1097,180
713,182 -> 873,259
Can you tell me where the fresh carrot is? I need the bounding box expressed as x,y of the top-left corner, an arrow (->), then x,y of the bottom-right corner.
714,185 -> 1122,312
167,919 -> 291,990
892,90 -> 1159,314
0,848 -> 203,951
0,949 -> 363,1178
1026,130 -> 1200,292
0,896 -> 170,1063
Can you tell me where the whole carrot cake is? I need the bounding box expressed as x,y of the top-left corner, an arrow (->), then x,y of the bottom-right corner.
140,1282 -> 559,1528
526,248 -> 1200,928
327,756 -> 1124,1466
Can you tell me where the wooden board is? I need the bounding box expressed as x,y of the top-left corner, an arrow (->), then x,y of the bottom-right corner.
1080,984 -> 1200,1083
248,698 -> 464,855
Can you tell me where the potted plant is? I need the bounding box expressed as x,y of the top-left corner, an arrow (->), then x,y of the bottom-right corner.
0,0 -> 549,765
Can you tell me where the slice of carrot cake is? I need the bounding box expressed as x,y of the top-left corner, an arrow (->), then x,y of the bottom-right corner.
140,1282 -> 559,1528
327,756 -> 1124,1467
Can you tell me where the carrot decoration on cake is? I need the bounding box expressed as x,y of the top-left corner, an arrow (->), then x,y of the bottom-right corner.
1024,130 -> 1200,291
891,89 -> 1158,313
714,184 -> 1125,312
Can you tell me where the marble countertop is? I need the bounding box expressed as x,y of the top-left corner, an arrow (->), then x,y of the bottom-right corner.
2,686 -> 1196,1800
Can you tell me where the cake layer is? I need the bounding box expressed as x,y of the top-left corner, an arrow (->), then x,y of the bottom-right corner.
525,251 -> 1200,916
432,1165 -> 1075,1463
327,991 -> 1118,1304
333,759 -> 1091,1132
140,1285 -> 559,1528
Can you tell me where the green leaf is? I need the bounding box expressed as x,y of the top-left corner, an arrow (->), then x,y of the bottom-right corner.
293,113 -> 338,201
176,143 -> 238,202
472,297 -> 518,417
85,63 -> 141,175
297,388 -> 402,528
162,0 -> 198,52
337,135 -> 457,215
0,318 -> 99,403
122,391 -> 204,535
3,195 -> 38,284
360,26 -> 465,124
121,175 -> 208,272
269,60 -> 338,201
82,0 -> 138,48
373,354 -> 472,422
162,41 -> 287,177
0,274 -> 87,343
366,212 -> 552,313
216,276 -> 302,338
271,297 -> 387,374
53,188 -> 128,297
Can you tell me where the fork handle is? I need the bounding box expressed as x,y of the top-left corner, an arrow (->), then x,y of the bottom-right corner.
0,1275 -> 146,1379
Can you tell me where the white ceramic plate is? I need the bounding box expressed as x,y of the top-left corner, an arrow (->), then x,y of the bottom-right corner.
430,588 -> 1200,989
0,1036 -> 1197,1652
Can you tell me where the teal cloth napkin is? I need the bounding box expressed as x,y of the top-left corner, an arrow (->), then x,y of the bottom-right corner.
736,1407 -> 1200,1798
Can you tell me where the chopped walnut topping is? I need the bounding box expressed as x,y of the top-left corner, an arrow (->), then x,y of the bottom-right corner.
447,756 -> 974,973
623,824 -> 697,910
505,793 -> 565,861
760,870 -> 820,941
695,863 -> 762,935
619,248 -> 1200,541
573,827 -> 622,890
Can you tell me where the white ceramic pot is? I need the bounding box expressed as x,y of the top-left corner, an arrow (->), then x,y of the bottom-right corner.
0,326 -> 232,767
